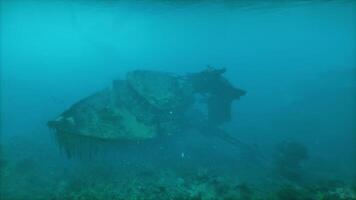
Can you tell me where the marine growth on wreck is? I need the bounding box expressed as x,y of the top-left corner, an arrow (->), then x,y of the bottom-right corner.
48,68 -> 247,157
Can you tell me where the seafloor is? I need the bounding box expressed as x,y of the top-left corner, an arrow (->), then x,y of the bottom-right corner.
1,133 -> 355,200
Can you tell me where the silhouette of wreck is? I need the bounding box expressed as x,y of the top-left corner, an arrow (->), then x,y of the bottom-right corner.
48,67 -> 251,157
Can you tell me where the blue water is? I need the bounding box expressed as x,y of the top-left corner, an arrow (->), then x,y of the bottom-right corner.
1,1 -> 355,199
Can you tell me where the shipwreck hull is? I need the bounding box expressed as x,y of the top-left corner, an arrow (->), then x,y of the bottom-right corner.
48,68 -> 247,157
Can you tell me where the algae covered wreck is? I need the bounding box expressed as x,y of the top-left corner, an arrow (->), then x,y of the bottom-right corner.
48,67 -> 247,157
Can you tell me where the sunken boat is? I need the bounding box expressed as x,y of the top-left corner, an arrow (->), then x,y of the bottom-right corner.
48,67 -> 247,157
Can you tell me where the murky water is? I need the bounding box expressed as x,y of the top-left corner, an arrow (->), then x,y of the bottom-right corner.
1,1 -> 355,199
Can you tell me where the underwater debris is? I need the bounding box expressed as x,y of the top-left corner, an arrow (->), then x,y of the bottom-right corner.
187,67 -> 246,125
273,141 -> 309,182
48,67 -> 249,157
236,183 -> 254,200
315,184 -> 356,200
275,184 -> 310,200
